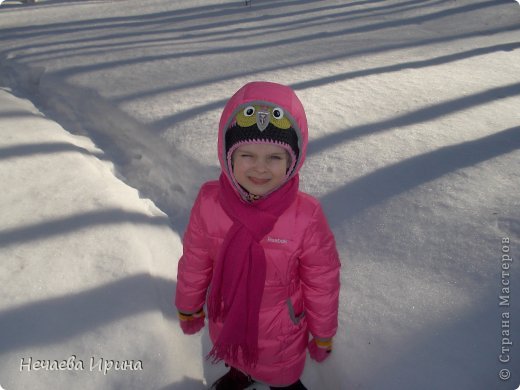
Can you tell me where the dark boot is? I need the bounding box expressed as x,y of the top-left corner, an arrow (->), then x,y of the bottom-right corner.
270,380 -> 308,390
210,367 -> 255,390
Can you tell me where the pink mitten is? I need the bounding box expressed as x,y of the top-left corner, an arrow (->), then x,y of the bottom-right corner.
308,338 -> 333,362
178,309 -> 205,335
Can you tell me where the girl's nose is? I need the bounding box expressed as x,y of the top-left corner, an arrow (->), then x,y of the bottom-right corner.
254,158 -> 268,172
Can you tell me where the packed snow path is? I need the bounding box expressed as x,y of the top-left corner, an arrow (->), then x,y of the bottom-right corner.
0,87 -> 209,389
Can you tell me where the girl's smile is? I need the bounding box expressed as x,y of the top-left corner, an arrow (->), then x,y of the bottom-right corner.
232,143 -> 290,197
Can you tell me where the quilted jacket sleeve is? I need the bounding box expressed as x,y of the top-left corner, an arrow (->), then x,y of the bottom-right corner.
175,185 -> 214,314
299,202 -> 341,339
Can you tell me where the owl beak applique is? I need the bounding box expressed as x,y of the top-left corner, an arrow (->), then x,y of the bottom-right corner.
256,110 -> 270,131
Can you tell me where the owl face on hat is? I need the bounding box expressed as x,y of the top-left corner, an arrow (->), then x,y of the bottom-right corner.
236,105 -> 292,131
218,81 -> 309,198
224,102 -> 300,191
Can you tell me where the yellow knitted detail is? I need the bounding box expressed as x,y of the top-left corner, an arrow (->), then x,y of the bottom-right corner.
178,309 -> 205,321
315,339 -> 333,349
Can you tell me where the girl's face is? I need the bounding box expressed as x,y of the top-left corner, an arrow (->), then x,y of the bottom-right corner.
232,143 -> 290,196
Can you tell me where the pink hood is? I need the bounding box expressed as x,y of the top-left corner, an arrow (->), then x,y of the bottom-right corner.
217,81 -> 308,190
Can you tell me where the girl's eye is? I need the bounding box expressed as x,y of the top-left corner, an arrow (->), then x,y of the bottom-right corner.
272,107 -> 284,120
270,155 -> 283,160
243,106 -> 255,117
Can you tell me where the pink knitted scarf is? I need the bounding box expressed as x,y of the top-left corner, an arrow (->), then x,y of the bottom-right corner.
207,173 -> 299,367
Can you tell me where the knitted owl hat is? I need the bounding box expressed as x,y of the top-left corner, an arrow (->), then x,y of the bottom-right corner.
218,81 -> 308,197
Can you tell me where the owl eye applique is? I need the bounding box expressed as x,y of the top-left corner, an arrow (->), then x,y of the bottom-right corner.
272,107 -> 284,120
269,106 -> 291,129
244,106 -> 255,117
236,105 -> 259,127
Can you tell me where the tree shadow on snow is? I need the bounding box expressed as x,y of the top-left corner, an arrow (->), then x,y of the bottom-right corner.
356,292 -> 520,389
2,0 -> 500,61
150,46 -> 520,133
0,141 -> 106,160
308,82 -> 520,157
320,126 -> 520,227
0,273 -> 178,354
44,0 -> 510,81
293,42 -> 520,92
0,208 -> 172,248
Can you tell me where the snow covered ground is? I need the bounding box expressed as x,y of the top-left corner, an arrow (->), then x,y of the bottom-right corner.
0,0 -> 519,389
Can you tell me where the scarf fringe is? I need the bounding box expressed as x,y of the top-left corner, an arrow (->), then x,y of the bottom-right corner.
207,342 -> 259,368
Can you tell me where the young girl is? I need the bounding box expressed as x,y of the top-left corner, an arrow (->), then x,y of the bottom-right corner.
175,81 -> 341,390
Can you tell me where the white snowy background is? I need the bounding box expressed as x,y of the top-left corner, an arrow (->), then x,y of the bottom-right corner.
0,0 -> 519,389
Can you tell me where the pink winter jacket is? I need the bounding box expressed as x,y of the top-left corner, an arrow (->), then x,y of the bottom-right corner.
175,82 -> 341,386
